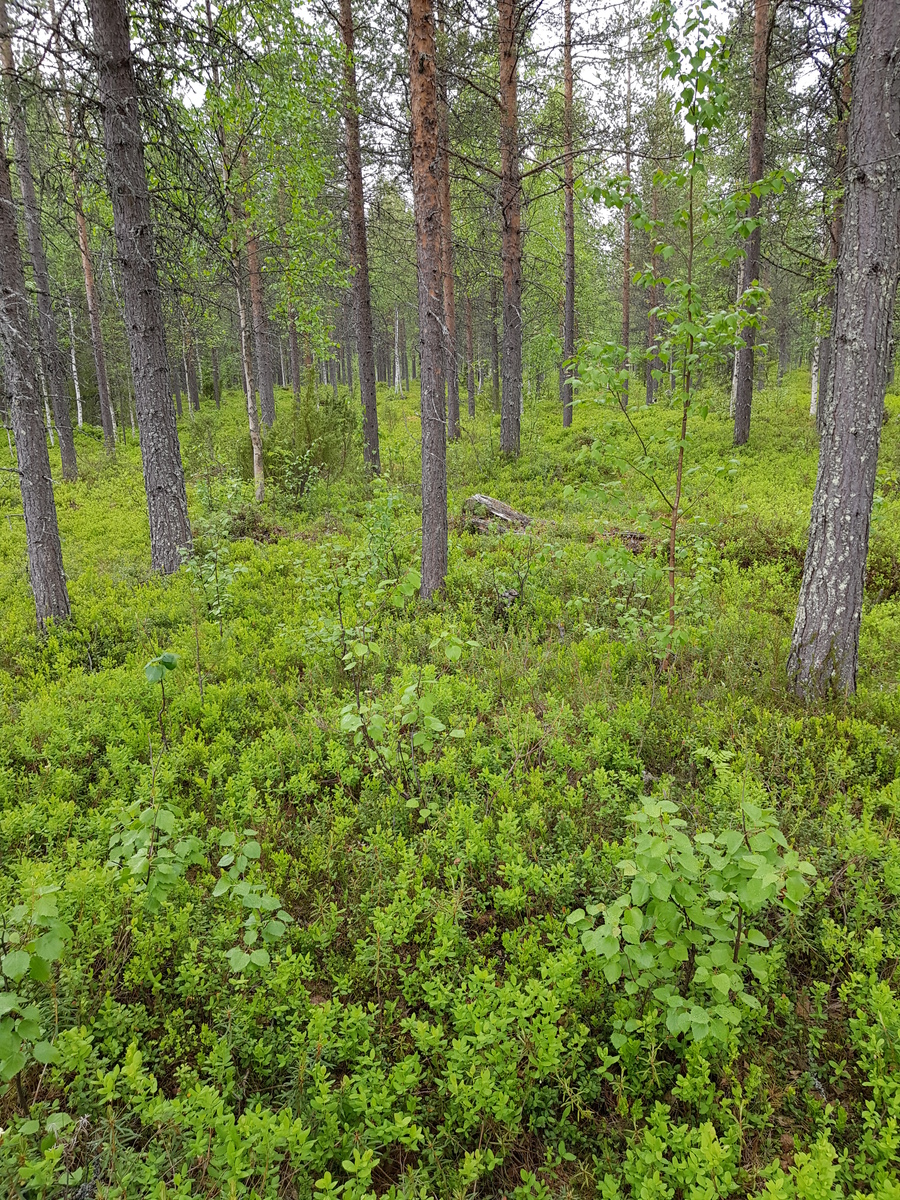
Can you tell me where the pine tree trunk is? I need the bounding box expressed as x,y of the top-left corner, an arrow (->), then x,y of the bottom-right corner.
733,0 -> 771,446
339,0 -> 381,472
400,316 -> 409,388
466,293 -> 475,417
0,122 -> 70,626
788,0 -> 900,695
409,0 -> 447,599
0,0 -> 77,481
499,0 -> 522,455
622,34 -> 632,407
437,16 -> 460,439
561,0 -> 575,428
90,0 -> 190,572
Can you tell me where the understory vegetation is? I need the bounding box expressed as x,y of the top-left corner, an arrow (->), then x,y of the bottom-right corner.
2,374 -> 900,1198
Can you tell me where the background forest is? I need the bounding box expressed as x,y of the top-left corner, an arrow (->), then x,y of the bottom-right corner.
0,0 -> 899,1196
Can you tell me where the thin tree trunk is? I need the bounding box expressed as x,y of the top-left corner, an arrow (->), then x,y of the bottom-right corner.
400,316 -> 409,388
237,284 -> 264,501
66,299 -> 83,428
561,0 -> 575,428
394,308 -> 403,393
499,0 -> 522,455
0,0 -> 76,481
183,323 -> 200,412
788,0 -> 900,695
466,293 -> 475,417
733,0 -> 772,446
241,156 -> 275,429
51,0 -> 115,452
0,121 -> 70,626
338,0 -> 380,472
211,345 -> 221,409
409,0 -> 447,599
646,179 -> 662,404
809,341 -> 819,418
90,0 -> 190,571
490,279 -> 500,412
288,310 -> 301,403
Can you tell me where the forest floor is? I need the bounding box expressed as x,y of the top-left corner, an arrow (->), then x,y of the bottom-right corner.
1,372 -> 900,1198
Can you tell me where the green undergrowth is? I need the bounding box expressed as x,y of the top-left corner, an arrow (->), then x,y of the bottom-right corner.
1,372 -> 900,1197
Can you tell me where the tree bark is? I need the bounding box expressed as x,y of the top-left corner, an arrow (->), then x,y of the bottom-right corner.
788,0 -> 900,695
733,0 -> 771,446
0,0 -> 76,480
90,0 -> 191,572
561,0 -> 575,428
0,121 -> 70,626
498,0 -> 522,455
465,293 -> 475,417
288,310 -> 301,404
436,9 -> 460,438
241,156 -> 275,428
409,0 -> 447,599
622,31 -> 632,408
339,0 -> 380,472
183,323 -> 200,412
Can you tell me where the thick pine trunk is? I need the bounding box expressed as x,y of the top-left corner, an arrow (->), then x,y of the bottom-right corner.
561,0 -> 575,428
0,123 -> 70,626
499,0 -> 522,455
788,0 -> 900,695
339,0 -> 380,472
409,0 -> 447,599
0,0 -> 76,480
437,20 -> 460,438
733,0 -> 771,446
90,0 -> 190,572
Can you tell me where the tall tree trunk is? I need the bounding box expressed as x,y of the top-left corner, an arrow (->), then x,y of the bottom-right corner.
409,0 -> 447,599
0,121 -> 70,626
622,31 -> 632,407
787,0 -> 900,696
732,0 -> 771,446
241,155 -> 275,429
338,0 -> 380,472
646,180 -> 662,404
436,8 -> 460,438
0,0 -> 77,481
498,0 -> 522,455
561,0 -> 575,428
51,0 -> 115,452
90,0 -> 190,571
466,293 -> 475,417
210,345 -> 221,409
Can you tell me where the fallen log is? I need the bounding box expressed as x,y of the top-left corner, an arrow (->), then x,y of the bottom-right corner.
463,494 -> 531,528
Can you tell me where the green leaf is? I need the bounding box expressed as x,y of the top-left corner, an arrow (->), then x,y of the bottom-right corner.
226,948 -> 251,972
33,1041 -> 61,1065
249,948 -> 270,967
1,951 -> 30,982
0,1050 -> 26,1081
